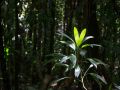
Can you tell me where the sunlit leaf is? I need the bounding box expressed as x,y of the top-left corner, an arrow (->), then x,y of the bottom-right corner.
69,43 -> 76,50
74,27 -> 87,47
78,28 -> 86,46
89,73 -> 107,84
81,44 -> 90,48
89,64 -> 94,68
74,27 -> 80,47
83,36 -> 94,42
74,65 -> 81,78
5,47 -> 9,56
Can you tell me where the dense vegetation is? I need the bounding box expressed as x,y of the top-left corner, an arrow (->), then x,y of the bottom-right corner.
0,0 -> 120,90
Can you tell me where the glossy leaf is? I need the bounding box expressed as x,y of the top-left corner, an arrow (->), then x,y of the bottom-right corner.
89,73 -> 107,84
89,64 -> 94,68
83,36 -> 94,42
69,43 -> 76,50
60,41 -> 76,50
60,56 -> 70,63
88,58 -> 107,67
75,65 -> 81,78
82,44 -> 101,49
90,44 -> 102,48
69,54 -> 77,68
87,58 -> 98,68
57,32 -> 74,42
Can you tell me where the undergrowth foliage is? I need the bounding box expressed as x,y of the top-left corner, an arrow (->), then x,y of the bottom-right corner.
49,27 -> 107,90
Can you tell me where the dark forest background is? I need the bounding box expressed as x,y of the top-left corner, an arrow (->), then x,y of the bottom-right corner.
0,0 -> 120,90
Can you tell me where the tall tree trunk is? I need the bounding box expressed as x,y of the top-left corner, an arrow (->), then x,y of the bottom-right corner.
49,0 -> 55,54
84,0 -> 111,89
84,0 -> 100,89
84,0 -> 100,58
63,0 -> 77,55
0,1 -> 11,90
14,0 -> 21,89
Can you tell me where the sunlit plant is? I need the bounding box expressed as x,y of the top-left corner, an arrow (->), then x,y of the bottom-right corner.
50,27 -> 107,90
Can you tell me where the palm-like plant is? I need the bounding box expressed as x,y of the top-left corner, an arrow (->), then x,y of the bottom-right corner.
51,27 -> 107,90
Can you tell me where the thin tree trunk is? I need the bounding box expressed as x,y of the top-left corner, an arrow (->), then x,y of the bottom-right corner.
14,0 -> 21,89
84,0 -> 100,89
49,0 -> 55,53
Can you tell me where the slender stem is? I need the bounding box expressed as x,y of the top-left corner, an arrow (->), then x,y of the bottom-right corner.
81,78 -> 87,90
81,65 -> 92,90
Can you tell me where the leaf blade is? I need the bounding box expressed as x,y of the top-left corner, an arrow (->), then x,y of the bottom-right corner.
74,65 -> 81,78
78,28 -> 86,47
89,73 -> 107,84
69,54 -> 77,68
74,27 -> 80,47
60,41 -> 76,50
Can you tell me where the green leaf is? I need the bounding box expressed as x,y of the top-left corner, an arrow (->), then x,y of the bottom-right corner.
69,54 -> 77,68
52,63 -> 69,71
83,36 -> 94,43
87,58 -> 107,68
69,43 -> 76,51
87,58 -> 98,68
50,77 -> 70,87
74,65 -> 81,78
90,44 -> 102,48
79,28 -> 86,46
60,56 -> 70,63
81,44 -> 91,48
74,27 -> 87,47
81,44 -> 102,49
57,32 -> 74,42
74,27 -> 80,47
108,84 -> 112,90
60,41 -> 76,50
89,73 -> 107,84
5,47 -> 9,56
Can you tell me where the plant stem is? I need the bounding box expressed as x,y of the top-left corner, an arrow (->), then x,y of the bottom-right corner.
81,75 -> 87,90
81,65 -> 92,90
